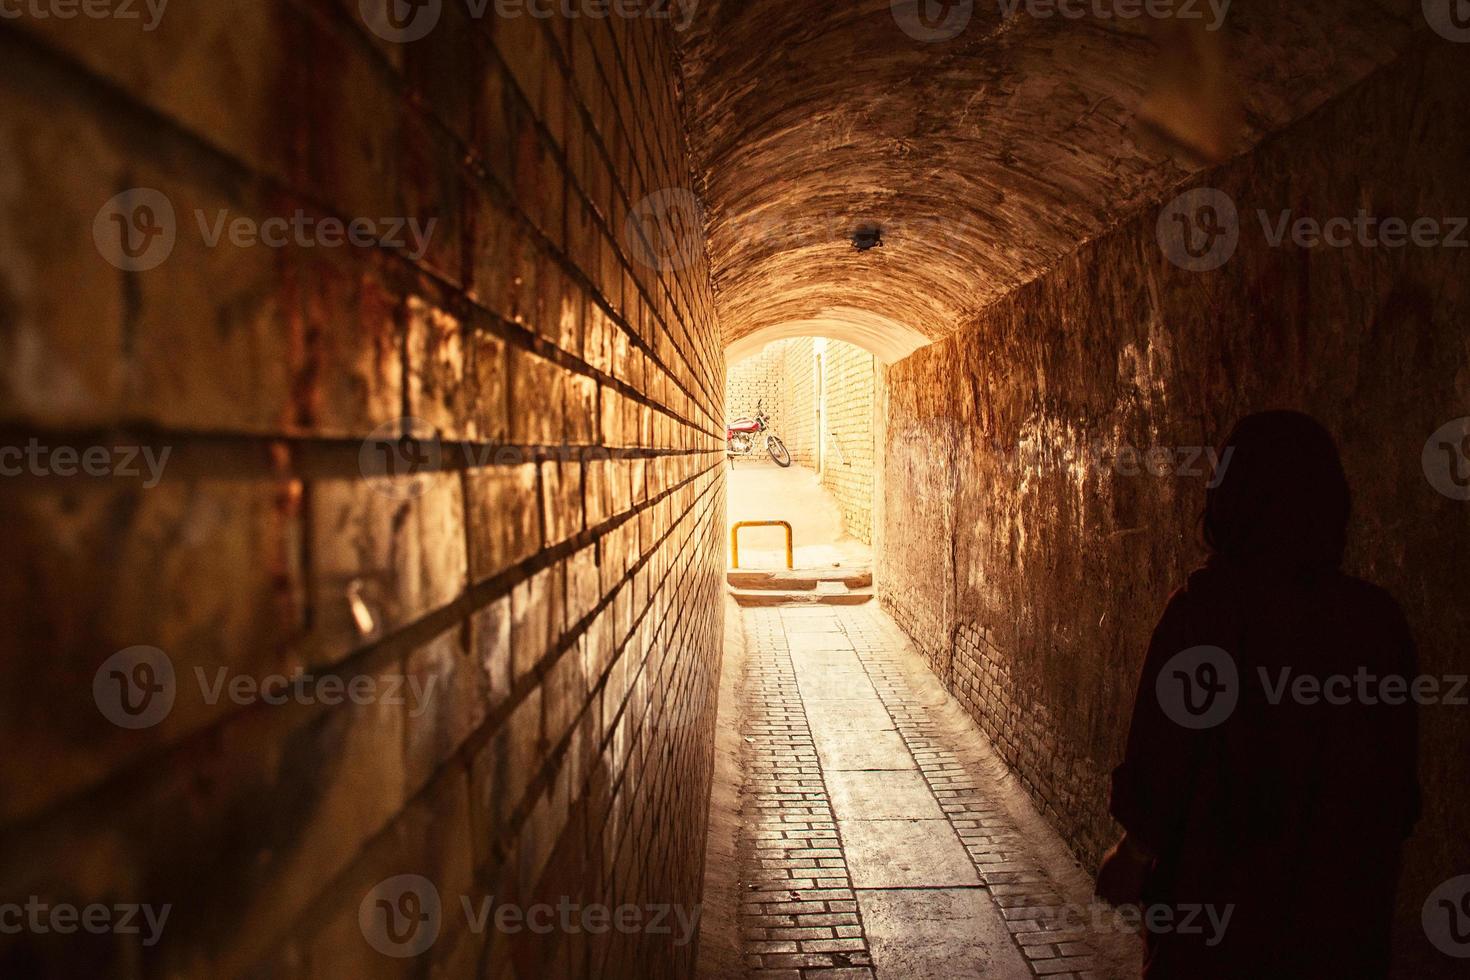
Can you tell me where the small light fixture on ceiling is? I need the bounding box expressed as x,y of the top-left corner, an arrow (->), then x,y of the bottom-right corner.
851,225 -> 883,252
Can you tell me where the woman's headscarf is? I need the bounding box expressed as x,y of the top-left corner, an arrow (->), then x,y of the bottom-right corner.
1204,411 -> 1351,568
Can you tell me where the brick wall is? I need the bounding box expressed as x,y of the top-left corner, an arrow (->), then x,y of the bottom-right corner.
0,5 -> 724,978
725,341 -> 787,438
780,338 -> 817,467
817,343 -> 876,545
881,40 -> 1470,978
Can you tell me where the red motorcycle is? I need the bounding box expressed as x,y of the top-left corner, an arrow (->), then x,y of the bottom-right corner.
727,401 -> 792,467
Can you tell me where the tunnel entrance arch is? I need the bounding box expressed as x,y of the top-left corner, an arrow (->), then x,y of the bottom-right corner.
724,325 -> 903,584
723,308 -> 932,366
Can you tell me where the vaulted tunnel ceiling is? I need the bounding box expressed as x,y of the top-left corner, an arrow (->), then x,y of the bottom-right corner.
676,0 -> 1423,358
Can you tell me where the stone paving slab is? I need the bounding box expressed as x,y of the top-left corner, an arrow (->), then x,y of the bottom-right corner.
811,729 -> 916,772
804,699 -> 895,733
825,770 -> 946,821
859,888 -> 1032,980
840,819 -> 980,888
787,630 -> 856,650
776,608 -> 846,625
795,669 -> 881,701
789,650 -> 866,671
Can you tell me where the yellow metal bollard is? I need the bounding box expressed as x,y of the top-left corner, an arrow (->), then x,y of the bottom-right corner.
730,521 -> 794,570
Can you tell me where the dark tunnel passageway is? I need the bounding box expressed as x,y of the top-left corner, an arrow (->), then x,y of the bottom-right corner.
1,1 -> 1468,977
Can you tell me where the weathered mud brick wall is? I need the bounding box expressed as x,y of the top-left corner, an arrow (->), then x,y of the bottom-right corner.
882,39 -> 1469,978
817,341 -> 876,545
0,3 -> 724,977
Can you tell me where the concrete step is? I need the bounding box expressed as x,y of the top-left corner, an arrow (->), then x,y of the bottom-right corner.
726,567 -> 873,591
729,586 -> 874,607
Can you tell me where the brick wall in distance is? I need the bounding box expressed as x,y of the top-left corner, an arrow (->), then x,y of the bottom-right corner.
0,7 -> 725,978
725,341 -> 788,437
724,338 -> 877,545
817,342 -> 876,545
781,337 -> 817,467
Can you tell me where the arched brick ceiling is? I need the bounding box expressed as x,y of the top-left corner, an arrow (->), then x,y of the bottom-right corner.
676,0 -> 1422,354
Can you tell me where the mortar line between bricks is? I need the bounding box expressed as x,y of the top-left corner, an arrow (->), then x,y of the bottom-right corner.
850,885 -> 986,891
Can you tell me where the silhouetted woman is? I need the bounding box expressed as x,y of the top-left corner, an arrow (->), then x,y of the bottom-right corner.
1096,411 -> 1420,978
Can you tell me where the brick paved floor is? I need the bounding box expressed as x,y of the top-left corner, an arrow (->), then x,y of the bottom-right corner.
730,604 -> 1138,980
